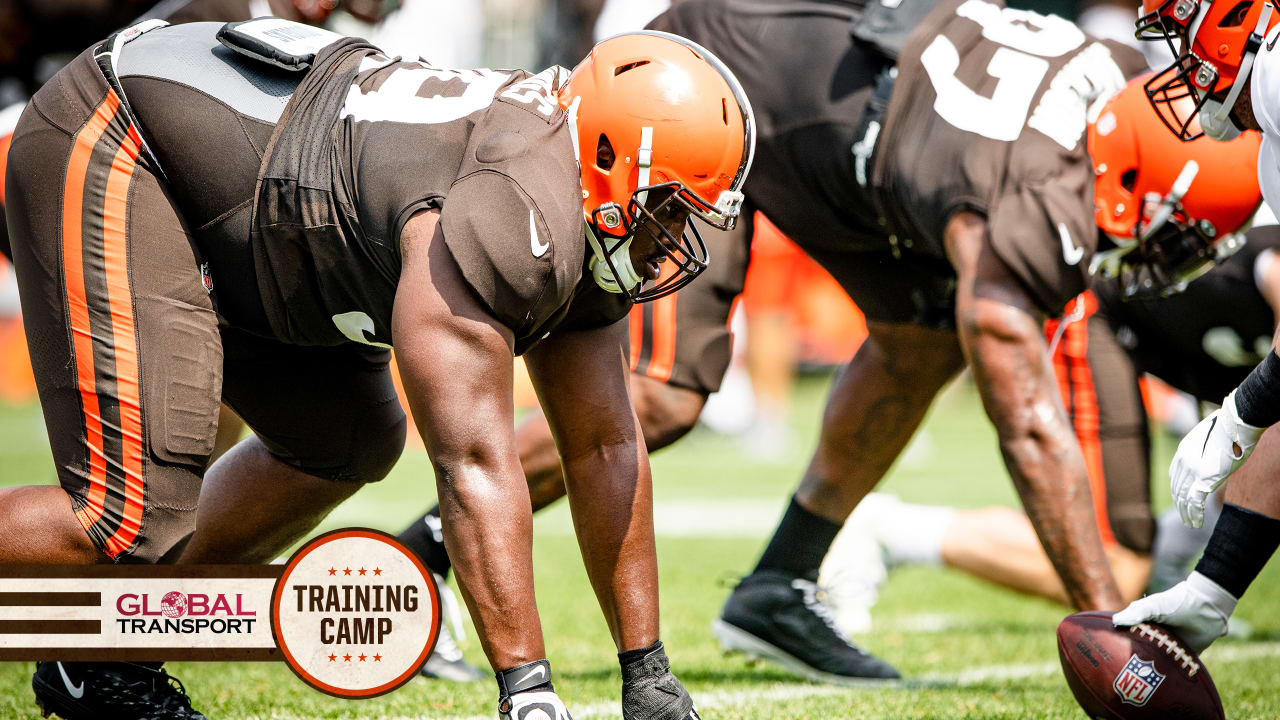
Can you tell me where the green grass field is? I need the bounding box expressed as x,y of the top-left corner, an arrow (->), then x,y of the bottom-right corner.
0,374 -> 1277,719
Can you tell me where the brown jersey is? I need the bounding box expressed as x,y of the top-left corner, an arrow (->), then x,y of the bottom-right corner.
875,0 -> 1149,314
114,22 -> 625,353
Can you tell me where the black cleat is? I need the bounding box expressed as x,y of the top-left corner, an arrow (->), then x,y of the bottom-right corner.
712,569 -> 901,685
33,661 -> 208,720
418,573 -> 485,683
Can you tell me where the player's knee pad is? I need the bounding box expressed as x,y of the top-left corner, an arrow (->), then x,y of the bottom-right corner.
344,408 -> 407,484
292,401 -> 408,484
1110,507 -> 1156,555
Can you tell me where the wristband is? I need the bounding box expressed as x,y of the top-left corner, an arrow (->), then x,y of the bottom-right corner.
1234,350 -> 1280,427
1194,503 -> 1280,598
496,659 -> 554,703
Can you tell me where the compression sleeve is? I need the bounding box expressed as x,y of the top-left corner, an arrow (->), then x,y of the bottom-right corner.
1234,349 -> 1280,427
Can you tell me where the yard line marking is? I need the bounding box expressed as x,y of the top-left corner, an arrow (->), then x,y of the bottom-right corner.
535,499 -> 782,538
233,642 -> 1280,720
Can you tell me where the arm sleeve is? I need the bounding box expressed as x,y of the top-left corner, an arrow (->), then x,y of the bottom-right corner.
1235,350 -> 1280,427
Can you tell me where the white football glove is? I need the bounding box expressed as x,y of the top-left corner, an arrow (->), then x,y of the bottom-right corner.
500,690 -> 573,720
1112,571 -> 1238,654
1170,390 -> 1263,528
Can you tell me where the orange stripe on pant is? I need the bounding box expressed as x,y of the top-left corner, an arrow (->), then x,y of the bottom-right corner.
1055,293 -> 1117,547
628,306 -> 644,371
64,92 -> 120,534
646,292 -> 677,383
99,123 -> 145,557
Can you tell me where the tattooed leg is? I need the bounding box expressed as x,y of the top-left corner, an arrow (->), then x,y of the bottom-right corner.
946,211 -> 1123,610
795,322 -> 966,523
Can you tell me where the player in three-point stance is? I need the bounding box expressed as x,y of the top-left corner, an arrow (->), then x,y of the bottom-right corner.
4,18 -> 753,720
1111,0 -> 1280,654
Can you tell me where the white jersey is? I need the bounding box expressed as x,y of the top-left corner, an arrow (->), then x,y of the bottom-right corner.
1251,25 -> 1280,210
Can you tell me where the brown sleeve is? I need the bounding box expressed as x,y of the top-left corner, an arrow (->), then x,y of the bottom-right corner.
438,170 -> 556,334
986,167 -> 1097,317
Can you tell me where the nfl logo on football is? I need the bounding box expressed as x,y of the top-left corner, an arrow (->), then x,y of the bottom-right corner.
1113,655 -> 1165,707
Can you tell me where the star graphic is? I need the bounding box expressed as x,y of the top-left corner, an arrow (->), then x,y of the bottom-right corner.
373,567 -> 382,576
373,654 -> 382,662
358,653 -> 367,662
343,567 -> 352,576
343,653 -> 352,662
328,567 -> 337,576
328,654 -> 337,662
358,567 -> 367,576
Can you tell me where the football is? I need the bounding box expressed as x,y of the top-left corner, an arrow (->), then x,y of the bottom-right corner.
1057,611 -> 1225,720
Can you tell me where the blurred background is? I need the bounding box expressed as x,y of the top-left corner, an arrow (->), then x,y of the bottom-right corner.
3,4 -> 1278,718
0,0 -> 1189,462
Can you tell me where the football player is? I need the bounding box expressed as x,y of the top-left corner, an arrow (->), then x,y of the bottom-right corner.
1108,0 -> 1280,653
816,77 -> 1273,621
0,0 -> 489,706
5,18 -> 753,720
399,0 -> 1161,684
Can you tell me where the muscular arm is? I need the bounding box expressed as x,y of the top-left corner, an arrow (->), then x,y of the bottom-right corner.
523,321 -> 659,653
946,211 -> 1123,610
392,209 -> 545,670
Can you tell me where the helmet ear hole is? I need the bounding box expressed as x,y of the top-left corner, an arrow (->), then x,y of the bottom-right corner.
1121,169 -> 1139,192
1218,1 -> 1252,27
596,134 -> 616,170
614,61 -> 650,76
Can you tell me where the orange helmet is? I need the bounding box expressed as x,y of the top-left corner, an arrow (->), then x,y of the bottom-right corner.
1137,0 -> 1279,140
560,31 -> 756,302
1090,75 -> 1262,295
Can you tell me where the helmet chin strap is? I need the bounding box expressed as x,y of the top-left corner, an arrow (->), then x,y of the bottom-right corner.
586,224 -> 644,294
1201,96 -> 1243,140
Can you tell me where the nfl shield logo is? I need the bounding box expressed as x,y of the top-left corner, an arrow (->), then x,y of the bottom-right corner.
1114,654 -> 1165,707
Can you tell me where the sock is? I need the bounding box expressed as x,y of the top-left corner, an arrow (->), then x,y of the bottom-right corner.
754,496 -> 843,578
1194,503 -> 1280,598
868,495 -> 954,568
398,505 -> 451,578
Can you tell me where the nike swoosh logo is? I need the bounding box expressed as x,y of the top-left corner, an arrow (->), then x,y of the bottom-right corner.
515,663 -> 547,687
530,210 -> 549,258
57,662 -> 84,699
1059,223 -> 1083,266
1202,416 -> 1218,456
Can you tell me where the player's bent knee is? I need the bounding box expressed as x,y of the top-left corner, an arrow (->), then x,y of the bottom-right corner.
321,406 -> 407,484
865,322 -> 964,386
1110,510 -> 1156,557
632,375 -> 707,451
347,414 -> 408,484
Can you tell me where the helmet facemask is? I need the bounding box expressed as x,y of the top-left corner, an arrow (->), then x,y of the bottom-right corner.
586,183 -> 715,302
1092,160 -> 1245,296
1138,0 -> 1274,140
